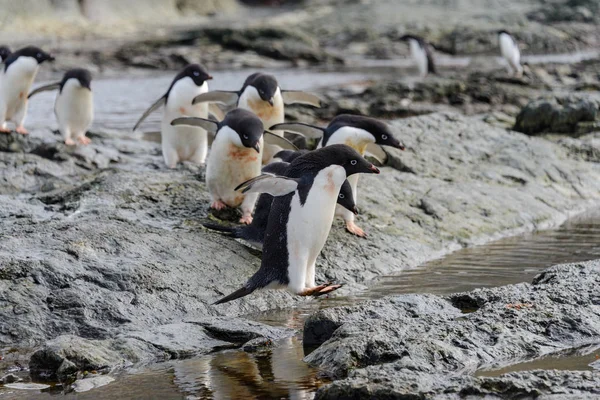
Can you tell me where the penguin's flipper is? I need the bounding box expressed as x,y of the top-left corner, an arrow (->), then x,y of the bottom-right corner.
213,286 -> 256,305
281,91 -> 322,107
208,103 -> 226,122
27,82 -> 61,99
425,45 -> 436,75
192,91 -> 239,106
133,96 -> 166,131
365,143 -> 389,164
171,117 -> 219,134
268,122 -> 325,139
235,174 -> 299,196
264,131 -> 299,151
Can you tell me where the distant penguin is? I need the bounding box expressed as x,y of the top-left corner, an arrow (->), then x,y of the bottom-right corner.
172,109 -> 269,224
271,114 -> 405,237
213,144 -> 380,304
0,46 -> 11,63
190,72 -> 321,163
28,68 -> 94,146
203,157 -> 358,250
400,35 -> 436,77
498,30 -> 523,77
133,64 -> 213,168
0,46 -> 54,134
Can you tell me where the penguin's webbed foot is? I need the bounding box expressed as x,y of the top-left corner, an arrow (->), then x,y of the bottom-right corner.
0,127 -> 10,134
345,221 -> 367,237
210,200 -> 227,210
77,136 -> 91,145
15,126 -> 28,135
65,138 -> 76,146
299,282 -> 343,297
239,214 -> 253,225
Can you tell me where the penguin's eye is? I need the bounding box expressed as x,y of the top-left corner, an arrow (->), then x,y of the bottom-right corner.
339,193 -> 345,199
350,160 -> 357,165
382,134 -> 388,140
243,134 -> 249,140
37,53 -> 42,58
193,71 -> 200,76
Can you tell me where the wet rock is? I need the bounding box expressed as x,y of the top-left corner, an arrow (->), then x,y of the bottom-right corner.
0,373 -> 20,383
242,337 -> 274,353
305,261 -> 600,395
187,316 -> 295,343
71,374 -> 115,393
514,96 -> 600,136
558,132 -> 600,162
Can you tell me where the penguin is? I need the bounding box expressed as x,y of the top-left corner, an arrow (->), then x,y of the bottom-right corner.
203,158 -> 357,250
270,114 -> 405,237
190,72 -> 322,163
132,64 -> 214,168
270,149 -> 308,164
498,30 -> 523,77
28,68 -> 94,146
213,144 -> 380,304
171,108 -> 293,224
0,46 -> 11,63
400,35 -> 436,77
0,46 -> 54,134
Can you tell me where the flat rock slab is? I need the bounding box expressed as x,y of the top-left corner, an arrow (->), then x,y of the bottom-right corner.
305,261 -> 600,397
71,375 -> 115,393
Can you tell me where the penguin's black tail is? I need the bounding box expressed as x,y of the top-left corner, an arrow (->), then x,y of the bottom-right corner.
203,222 -> 239,237
213,286 -> 256,305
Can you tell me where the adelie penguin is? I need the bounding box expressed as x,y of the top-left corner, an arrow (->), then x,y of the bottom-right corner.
271,114 -> 405,237
213,144 -> 380,304
0,46 -> 54,134
190,72 -> 322,163
400,35 -> 436,77
498,30 -> 523,77
28,68 -> 94,146
172,108 -> 296,224
133,64 -> 214,168
0,46 -> 11,63
203,153 -> 357,250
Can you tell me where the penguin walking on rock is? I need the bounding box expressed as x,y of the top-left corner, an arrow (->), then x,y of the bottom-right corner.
271,114 -> 405,237
203,153 -> 357,250
172,108 -> 295,225
213,144 -> 380,304
0,46 -> 54,134
190,72 -> 321,163
133,64 -> 214,168
498,30 -> 523,77
400,35 -> 436,77
28,68 -> 94,146
0,46 -> 11,63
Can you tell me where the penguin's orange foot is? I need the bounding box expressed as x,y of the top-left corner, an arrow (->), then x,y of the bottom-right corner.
345,221 -> 367,237
0,127 -> 10,133
15,126 -> 28,135
239,214 -> 253,225
210,200 -> 227,210
299,282 -> 343,297
65,138 -> 76,146
77,136 -> 91,145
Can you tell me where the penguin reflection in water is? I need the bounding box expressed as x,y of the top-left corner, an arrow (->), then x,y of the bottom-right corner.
172,108 -> 295,225
271,114 -> 405,237
133,64 -> 214,168
213,144 -> 380,304
191,72 -> 321,163
28,68 -> 94,145
203,149 -> 358,250
0,46 -> 54,134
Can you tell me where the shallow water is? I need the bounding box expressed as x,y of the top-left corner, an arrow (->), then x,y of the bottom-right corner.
3,209 -> 599,399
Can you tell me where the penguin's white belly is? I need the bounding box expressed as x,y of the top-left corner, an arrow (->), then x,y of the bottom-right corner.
2,76 -> 33,120
55,89 -> 93,134
287,166 -> 346,266
409,40 -> 428,76
206,135 -> 263,206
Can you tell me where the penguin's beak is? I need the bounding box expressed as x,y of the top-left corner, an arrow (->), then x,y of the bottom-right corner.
47,55 -> 55,62
268,98 -> 274,106
396,142 -> 406,151
252,143 -> 261,153
206,75 -> 213,80
368,164 -> 380,174
351,206 -> 359,215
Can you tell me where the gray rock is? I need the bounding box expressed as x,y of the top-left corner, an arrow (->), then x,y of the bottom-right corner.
71,374 -> 115,393
0,373 -> 20,384
305,261 -> 600,396
242,337 -> 274,353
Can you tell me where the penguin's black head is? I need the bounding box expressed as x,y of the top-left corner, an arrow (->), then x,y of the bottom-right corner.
181,64 -> 213,86
338,180 -> 358,215
17,46 -> 54,64
329,114 -> 405,150
245,73 -> 278,106
0,46 -> 11,62
294,144 -> 379,177
61,68 -> 92,91
223,108 -> 264,153
400,34 -> 422,43
497,29 -> 511,36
